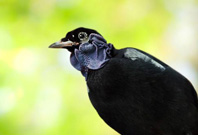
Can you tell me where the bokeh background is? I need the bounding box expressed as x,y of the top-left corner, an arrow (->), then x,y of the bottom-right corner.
0,0 -> 198,135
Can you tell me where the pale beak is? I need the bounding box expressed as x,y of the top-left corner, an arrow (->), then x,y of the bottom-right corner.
49,41 -> 75,48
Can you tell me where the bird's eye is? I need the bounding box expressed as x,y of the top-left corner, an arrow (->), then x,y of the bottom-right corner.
78,32 -> 88,41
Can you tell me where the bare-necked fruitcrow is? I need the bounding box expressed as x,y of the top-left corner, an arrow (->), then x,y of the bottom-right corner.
49,27 -> 198,135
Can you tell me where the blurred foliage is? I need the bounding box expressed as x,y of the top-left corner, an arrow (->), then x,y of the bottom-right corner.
0,0 -> 197,135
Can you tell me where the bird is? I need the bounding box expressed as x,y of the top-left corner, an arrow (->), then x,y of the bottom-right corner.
49,27 -> 198,135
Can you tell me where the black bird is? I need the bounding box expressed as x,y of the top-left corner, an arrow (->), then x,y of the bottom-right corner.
49,27 -> 198,135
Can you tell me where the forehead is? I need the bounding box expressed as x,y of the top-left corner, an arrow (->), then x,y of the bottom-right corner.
74,28 -> 89,34
67,28 -> 87,36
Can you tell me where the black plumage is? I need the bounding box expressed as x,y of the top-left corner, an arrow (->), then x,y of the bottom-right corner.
49,27 -> 198,135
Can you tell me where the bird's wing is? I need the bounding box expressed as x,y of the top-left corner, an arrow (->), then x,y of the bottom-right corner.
88,47 -> 198,134
122,47 -> 198,108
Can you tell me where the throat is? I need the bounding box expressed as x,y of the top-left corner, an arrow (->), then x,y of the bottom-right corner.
70,34 -> 113,79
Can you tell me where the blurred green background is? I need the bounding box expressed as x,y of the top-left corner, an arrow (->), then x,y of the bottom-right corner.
0,0 -> 197,135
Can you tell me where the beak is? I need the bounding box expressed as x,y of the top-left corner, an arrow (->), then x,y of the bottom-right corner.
49,41 -> 75,48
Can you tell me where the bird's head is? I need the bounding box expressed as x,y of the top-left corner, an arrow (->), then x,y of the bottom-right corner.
49,27 -> 101,52
49,27 -> 114,79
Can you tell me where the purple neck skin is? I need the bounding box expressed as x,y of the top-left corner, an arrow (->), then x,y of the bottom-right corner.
70,33 -> 113,80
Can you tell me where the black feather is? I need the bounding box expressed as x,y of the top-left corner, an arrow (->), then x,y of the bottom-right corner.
87,48 -> 198,135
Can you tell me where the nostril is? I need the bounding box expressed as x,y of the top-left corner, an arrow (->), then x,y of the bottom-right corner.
61,38 -> 67,42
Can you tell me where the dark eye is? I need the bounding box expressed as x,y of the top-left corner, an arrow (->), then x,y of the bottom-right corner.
78,32 -> 88,40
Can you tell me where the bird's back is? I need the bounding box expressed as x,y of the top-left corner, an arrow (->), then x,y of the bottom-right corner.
87,48 -> 198,135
